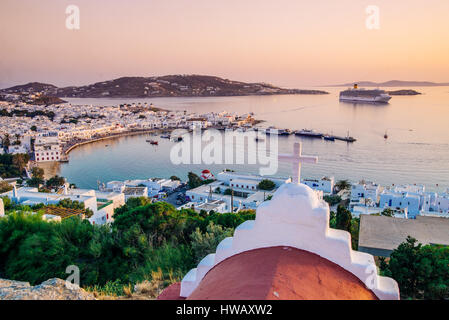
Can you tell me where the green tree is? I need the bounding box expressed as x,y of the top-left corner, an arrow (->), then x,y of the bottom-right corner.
187,172 -> 202,189
12,154 -> 29,174
381,208 -> 394,217
257,179 -> 275,191
323,195 -> 342,206
190,222 -> 234,263
14,134 -> 21,145
31,167 -> 45,180
335,180 -> 351,192
334,180 -> 351,193
381,236 -> 449,300
1,134 -> 11,148
335,204 -> 352,232
46,175 -> 65,189
0,181 -> 13,193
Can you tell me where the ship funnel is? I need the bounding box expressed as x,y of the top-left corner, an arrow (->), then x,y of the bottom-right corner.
354,83 -> 358,89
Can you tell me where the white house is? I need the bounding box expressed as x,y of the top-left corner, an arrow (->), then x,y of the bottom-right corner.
34,132 -> 62,162
302,176 -> 334,194
179,199 -> 229,214
8,145 -> 28,154
186,171 -> 290,211
350,181 -> 381,205
379,190 -> 421,218
0,185 -> 124,225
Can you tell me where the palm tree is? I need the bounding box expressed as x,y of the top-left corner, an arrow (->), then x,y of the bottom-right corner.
334,180 -> 351,193
2,133 -> 11,149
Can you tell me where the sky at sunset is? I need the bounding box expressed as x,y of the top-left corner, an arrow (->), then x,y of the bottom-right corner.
1,0 -> 449,88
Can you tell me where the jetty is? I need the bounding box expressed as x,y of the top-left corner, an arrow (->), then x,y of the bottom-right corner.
294,129 -> 356,143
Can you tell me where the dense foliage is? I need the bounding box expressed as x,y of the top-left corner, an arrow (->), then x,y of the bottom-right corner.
323,195 -> 342,206
0,181 -> 13,193
0,199 -> 255,293
0,154 -> 30,178
380,236 -> 449,300
257,179 -> 275,191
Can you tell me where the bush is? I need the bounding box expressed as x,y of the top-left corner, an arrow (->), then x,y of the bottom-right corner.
323,195 -> 342,206
335,204 -> 352,232
0,181 -> 13,193
381,236 -> 449,300
258,179 -> 275,191
190,222 -> 233,263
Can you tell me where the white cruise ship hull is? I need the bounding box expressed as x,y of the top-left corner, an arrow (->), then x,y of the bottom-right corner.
339,95 -> 392,103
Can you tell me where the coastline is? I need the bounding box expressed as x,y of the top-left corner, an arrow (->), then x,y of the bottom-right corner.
62,128 -> 169,156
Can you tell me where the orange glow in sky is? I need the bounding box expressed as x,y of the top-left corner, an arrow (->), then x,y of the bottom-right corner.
1,0 -> 449,88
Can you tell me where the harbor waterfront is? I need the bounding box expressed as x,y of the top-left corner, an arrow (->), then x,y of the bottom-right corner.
50,86 -> 449,191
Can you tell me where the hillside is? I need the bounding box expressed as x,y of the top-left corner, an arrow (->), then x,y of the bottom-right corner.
1,82 -> 58,94
1,75 -> 329,98
334,80 -> 449,87
387,89 -> 422,96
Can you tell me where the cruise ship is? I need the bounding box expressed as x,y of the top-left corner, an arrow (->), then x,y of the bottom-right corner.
339,84 -> 392,103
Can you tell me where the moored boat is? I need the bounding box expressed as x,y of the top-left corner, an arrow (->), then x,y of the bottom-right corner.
295,129 -> 323,138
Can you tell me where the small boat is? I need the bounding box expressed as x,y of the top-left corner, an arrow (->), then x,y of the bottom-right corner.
160,134 -> 171,139
323,135 -> 335,141
295,129 -> 323,138
146,139 -> 158,145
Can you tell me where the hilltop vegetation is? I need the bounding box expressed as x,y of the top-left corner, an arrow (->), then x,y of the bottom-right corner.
1,75 -> 328,99
0,199 -> 255,296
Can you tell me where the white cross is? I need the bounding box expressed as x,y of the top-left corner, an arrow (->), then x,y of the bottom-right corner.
278,142 -> 318,184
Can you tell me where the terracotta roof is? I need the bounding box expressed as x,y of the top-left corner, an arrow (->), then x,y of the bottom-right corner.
159,246 -> 378,300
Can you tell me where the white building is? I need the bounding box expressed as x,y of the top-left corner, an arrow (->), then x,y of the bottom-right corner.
302,176 -> 334,194
186,171 -> 289,211
0,185 -> 124,225
350,181 -> 381,205
179,199 -> 229,214
8,145 -> 28,154
379,187 -> 421,218
34,132 -> 62,162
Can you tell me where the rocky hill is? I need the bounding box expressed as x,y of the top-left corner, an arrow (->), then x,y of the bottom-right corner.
0,278 -> 96,300
387,89 -> 422,95
1,82 -> 58,94
1,75 -> 328,98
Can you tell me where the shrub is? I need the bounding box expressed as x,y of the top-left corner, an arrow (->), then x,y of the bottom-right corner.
258,179 -> 275,191
190,222 -> 234,263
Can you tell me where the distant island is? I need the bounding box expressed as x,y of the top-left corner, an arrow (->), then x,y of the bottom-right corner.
333,80 -> 449,87
387,89 -> 422,96
0,75 -> 329,100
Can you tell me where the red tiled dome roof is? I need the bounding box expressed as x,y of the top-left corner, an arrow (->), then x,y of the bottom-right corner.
159,246 -> 378,300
